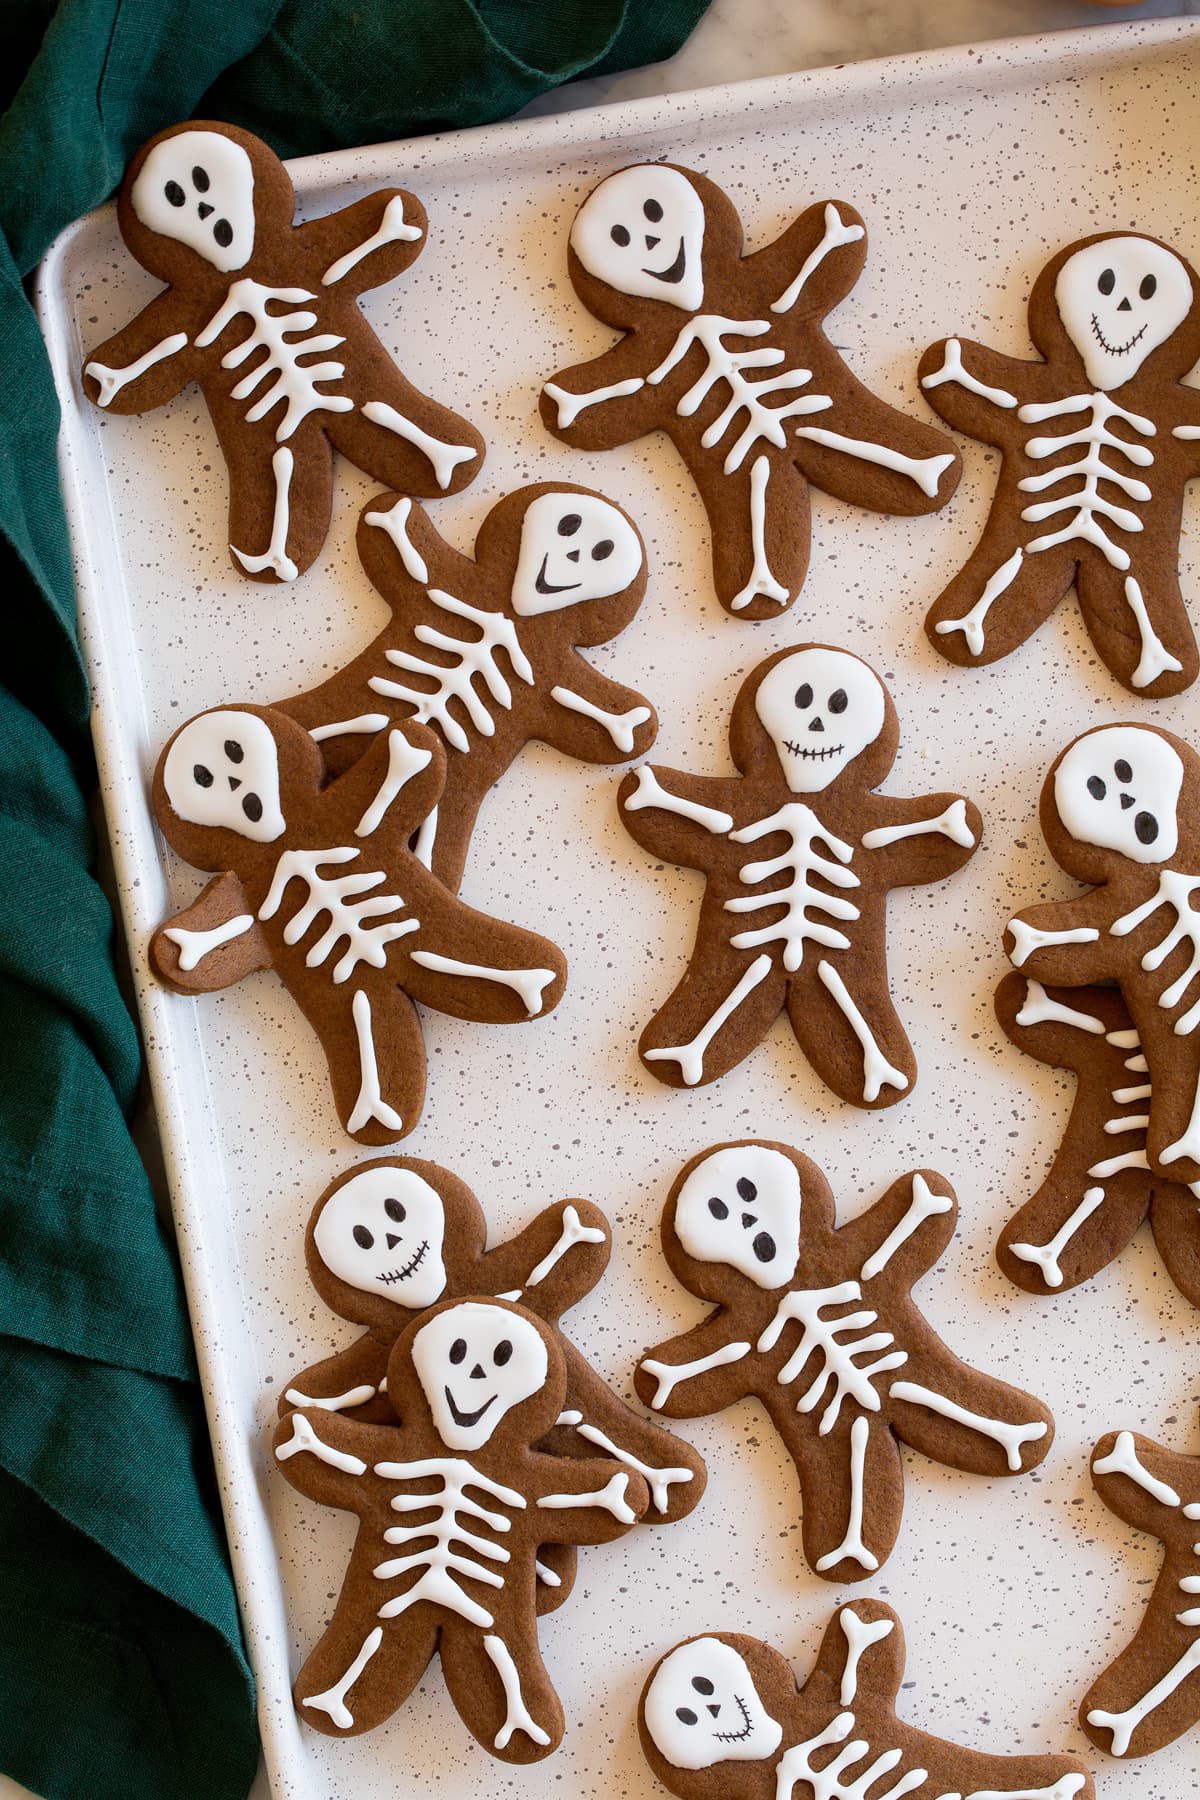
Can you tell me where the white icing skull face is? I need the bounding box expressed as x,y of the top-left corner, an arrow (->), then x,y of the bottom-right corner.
755,648 -> 886,793
162,710 -> 285,842
1054,726 -> 1182,864
412,1302 -> 548,1451
511,493 -> 643,616
643,1639 -> 783,1771
313,1167 -> 448,1308
131,130 -> 256,272
675,1145 -> 802,1289
1055,238 -> 1192,390
570,165 -> 705,313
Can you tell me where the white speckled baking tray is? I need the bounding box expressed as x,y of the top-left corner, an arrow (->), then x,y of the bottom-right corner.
37,18 -> 1200,1797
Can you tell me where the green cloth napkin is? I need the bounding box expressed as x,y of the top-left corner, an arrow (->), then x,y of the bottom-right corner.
0,3 -> 710,1798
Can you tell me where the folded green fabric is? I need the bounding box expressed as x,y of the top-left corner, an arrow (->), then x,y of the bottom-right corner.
0,3 -> 711,1799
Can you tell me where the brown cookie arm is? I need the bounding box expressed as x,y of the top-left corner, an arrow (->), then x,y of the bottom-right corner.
277,1336 -> 391,1420
82,291 -> 197,414
856,792 -> 980,887
528,1451 -> 648,1541
994,970 -> 1126,1072
887,1343 -> 1052,1477
540,337 -> 667,453
746,198 -> 868,319
356,489 -> 480,607
1082,1587 -> 1200,1760
618,763 -> 739,869
634,1315 -> 754,1419
150,871 -> 271,993
323,718 -> 445,845
838,1170 -> 958,1291
301,188 -> 427,295
476,1200 -> 611,1319
539,659 -> 657,765
917,336 -> 1040,444
1091,1430 -> 1200,1532
558,1340 -> 706,1524
789,367 -> 961,516
1005,892 -> 1118,986
804,1598 -> 906,1708
271,1407 -> 387,1509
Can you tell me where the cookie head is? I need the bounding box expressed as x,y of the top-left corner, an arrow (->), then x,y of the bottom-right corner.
673,1144 -> 803,1290
161,708 -> 286,844
410,1300 -> 551,1451
752,646 -> 888,794
130,127 -> 256,273
1053,235 -> 1194,390
642,1637 -> 783,1771
510,490 -> 644,617
570,163 -> 706,313
311,1164 -> 448,1309
1052,725 -> 1183,867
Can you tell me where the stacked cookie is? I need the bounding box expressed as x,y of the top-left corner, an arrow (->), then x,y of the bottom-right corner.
83,119 -> 1200,1787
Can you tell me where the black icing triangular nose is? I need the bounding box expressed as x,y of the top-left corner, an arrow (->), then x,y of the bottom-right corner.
808,717 -> 825,733
1120,793 -> 1135,809
228,776 -> 242,790
645,235 -> 660,249
1118,296 -> 1132,311
198,202 -> 214,220
567,549 -> 580,563
741,1213 -> 757,1228
707,1704 -> 720,1718
470,1363 -> 486,1380
386,1232 -> 401,1249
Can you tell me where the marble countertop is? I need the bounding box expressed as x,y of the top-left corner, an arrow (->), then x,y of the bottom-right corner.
12,5 -> 1196,1800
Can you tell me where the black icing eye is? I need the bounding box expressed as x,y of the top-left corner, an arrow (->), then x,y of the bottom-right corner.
558,513 -> 581,536
795,682 -> 813,709
224,738 -> 244,764
213,219 -> 233,248
708,1196 -> 729,1220
591,539 -> 614,561
753,1231 -> 777,1263
691,1676 -> 714,1695
1098,267 -> 1116,296
193,763 -> 213,788
192,165 -> 210,193
675,1707 -> 698,1726
1140,274 -> 1158,300
494,1340 -> 513,1366
610,224 -> 631,247
736,1177 -> 757,1203
384,1197 -> 406,1223
1135,811 -> 1159,845
242,793 -> 263,823
449,1338 -> 467,1365
1114,759 -> 1133,783
644,198 -> 664,223
352,1224 -> 374,1250
165,180 -> 186,208
829,688 -> 848,715
1087,776 -> 1107,801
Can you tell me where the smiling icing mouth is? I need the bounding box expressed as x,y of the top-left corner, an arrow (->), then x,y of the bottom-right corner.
782,740 -> 845,760
534,553 -> 581,596
378,1238 -> 430,1286
1090,312 -> 1148,357
714,1694 -> 755,1743
444,1386 -> 496,1429
644,238 -> 687,284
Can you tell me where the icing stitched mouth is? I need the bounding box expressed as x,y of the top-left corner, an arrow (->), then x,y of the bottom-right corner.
444,1385 -> 496,1429
378,1239 -> 430,1286
644,237 -> 687,284
782,740 -> 845,760
1090,312 -> 1148,357
535,553 -> 582,596
714,1694 -> 755,1743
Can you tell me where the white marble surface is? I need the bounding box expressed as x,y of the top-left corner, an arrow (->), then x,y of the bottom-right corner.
12,5 -> 1196,1800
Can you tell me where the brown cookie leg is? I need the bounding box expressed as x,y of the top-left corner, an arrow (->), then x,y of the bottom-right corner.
639,941 -> 788,1089
999,1168 -> 1152,1298
925,528 -> 1076,669
782,1407 -> 904,1583
787,958 -> 913,1111
692,449 -> 811,621
294,1605 -> 438,1737
321,982 -> 426,1145
439,1619 -> 564,1763
1076,555 -> 1198,699
221,420 -> 333,586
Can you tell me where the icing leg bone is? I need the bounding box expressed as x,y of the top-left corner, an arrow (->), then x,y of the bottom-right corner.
1008,1186 -> 1106,1289
817,961 -> 909,1103
643,954 -> 774,1087
347,989 -> 406,1137
302,1626 -> 384,1730
231,444 -> 299,581
935,546 -> 1024,657
482,1634 -> 552,1751
731,453 -> 789,612
815,1415 -> 879,1574
1088,1643 -> 1200,1756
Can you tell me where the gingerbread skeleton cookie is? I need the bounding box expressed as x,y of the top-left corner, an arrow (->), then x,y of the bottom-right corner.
282,483 -> 656,891
82,122 -> 484,583
278,1158 -> 706,1607
995,972 -> 1200,1304
634,1142 -> 1053,1582
542,164 -> 960,620
919,231 -> 1200,694
619,644 -> 981,1104
640,1599 -> 1093,1800
149,707 -> 566,1142
273,1297 -> 648,1758
1006,722 -> 1200,1186
1082,1419 -> 1200,1758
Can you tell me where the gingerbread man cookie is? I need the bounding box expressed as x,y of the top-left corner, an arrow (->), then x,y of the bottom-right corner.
82,122 -> 484,583
919,232 -> 1200,694
278,1157 -> 706,1608
619,644 -> 980,1105
281,483 -> 656,891
1082,1419 -> 1200,1759
149,707 -> 566,1143
640,1598 -> 1093,1800
995,971 -> 1200,1304
541,164 -> 960,620
1006,721 -> 1200,1186
273,1296 -> 648,1758
634,1142 -> 1053,1582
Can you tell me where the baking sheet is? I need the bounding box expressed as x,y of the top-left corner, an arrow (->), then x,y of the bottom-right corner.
37,18 -> 1200,1796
